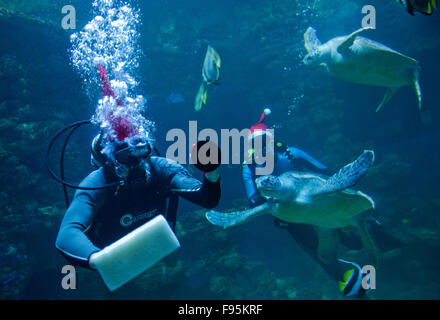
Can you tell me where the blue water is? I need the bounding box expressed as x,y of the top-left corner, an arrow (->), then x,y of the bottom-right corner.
0,0 -> 439,299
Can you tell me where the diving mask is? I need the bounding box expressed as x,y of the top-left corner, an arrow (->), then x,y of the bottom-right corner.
113,137 -> 152,168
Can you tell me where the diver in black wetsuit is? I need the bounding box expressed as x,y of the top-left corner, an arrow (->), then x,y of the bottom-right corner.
243,109 -> 404,298
243,108 -> 328,212
55,133 -> 221,269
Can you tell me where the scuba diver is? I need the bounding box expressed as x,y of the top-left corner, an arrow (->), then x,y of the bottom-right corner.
242,108 -> 328,212
54,66 -> 221,271
242,109 -> 405,298
56,134 -> 221,270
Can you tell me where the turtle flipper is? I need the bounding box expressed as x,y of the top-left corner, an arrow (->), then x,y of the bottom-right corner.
337,27 -> 374,55
315,227 -> 340,264
304,27 -> 322,53
376,88 -> 397,112
412,69 -> 422,110
308,150 -> 375,198
205,202 -> 271,229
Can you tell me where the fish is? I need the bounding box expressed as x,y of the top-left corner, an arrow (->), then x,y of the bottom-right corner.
338,260 -> 363,297
202,45 -> 221,84
166,92 -> 185,105
399,0 -> 438,15
194,45 -> 221,111
194,82 -> 208,111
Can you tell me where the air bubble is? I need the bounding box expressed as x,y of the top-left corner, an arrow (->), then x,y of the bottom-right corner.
70,0 -> 154,146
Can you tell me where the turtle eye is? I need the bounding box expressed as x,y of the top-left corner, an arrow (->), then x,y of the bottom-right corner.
270,177 -> 281,188
265,176 -> 276,188
258,177 -> 269,187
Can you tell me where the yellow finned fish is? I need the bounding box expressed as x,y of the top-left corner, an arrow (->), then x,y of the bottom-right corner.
399,0 -> 438,15
202,45 -> 221,84
337,260 -> 364,297
194,81 -> 208,111
194,45 -> 221,111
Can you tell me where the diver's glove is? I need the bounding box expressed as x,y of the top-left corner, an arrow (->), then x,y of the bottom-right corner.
191,140 -> 221,177
275,141 -> 295,162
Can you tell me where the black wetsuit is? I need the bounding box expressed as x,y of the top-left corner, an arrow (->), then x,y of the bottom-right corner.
55,157 -> 221,269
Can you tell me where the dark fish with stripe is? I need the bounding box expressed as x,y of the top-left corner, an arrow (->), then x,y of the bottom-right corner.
338,260 -> 363,297
399,0 -> 438,15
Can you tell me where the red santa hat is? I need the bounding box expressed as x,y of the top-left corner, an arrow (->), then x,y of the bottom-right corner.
99,65 -> 138,141
248,108 -> 272,141
99,65 -> 123,106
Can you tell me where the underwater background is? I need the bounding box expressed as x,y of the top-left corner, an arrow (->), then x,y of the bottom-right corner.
0,0 -> 439,299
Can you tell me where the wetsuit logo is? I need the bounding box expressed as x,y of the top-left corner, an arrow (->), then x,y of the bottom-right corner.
120,209 -> 158,227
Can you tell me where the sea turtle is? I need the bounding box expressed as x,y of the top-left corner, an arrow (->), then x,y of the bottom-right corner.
303,27 -> 422,112
206,150 -> 378,265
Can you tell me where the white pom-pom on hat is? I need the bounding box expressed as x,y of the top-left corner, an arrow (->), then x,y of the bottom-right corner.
264,108 -> 272,115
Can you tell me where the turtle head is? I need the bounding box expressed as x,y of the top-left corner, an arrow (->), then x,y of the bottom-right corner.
303,49 -> 322,66
255,175 -> 281,200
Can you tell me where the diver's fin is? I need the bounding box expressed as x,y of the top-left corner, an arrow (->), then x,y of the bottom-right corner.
304,27 -> 322,53
376,88 -> 397,112
205,202 -> 271,229
310,150 -> 375,197
412,70 -> 422,110
337,27 -> 373,55
194,82 -> 208,111
357,217 -> 379,267
315,227 -> 340,264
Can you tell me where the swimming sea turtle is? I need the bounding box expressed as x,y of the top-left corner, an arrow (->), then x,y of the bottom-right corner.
303,27 -> 422,112
206,150 -> 378,265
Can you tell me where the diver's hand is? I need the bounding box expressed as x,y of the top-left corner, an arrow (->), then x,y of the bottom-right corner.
88,252 -> 99,270
204,169 -> 220,183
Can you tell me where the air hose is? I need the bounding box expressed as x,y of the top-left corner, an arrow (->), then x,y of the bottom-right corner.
46,119 -> 122,207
